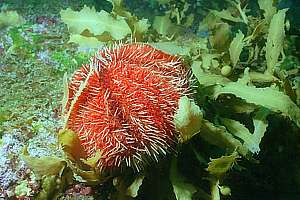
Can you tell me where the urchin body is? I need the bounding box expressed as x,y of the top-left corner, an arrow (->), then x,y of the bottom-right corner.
65,43 -> 189,171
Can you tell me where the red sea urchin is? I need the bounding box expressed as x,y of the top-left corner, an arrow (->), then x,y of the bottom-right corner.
65,43 -> 190,171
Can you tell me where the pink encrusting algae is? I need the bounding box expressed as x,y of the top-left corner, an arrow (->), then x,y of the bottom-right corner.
65,43 -> 190,171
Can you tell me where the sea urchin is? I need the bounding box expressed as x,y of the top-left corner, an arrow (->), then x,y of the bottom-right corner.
65,43 -> 190,171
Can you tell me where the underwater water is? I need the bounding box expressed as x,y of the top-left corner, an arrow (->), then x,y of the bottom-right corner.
0,0 -> 300,199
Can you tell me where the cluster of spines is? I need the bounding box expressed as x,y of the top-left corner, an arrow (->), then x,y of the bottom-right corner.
65,43 -> 190,172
